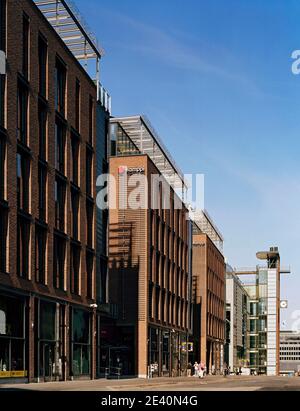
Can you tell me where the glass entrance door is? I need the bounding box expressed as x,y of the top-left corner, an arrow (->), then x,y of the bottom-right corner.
40,342 -> 56,381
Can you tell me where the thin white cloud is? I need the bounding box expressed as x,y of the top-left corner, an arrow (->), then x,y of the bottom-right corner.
103,9 -> 266,98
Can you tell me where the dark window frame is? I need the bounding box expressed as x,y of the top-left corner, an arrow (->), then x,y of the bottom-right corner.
75,79 -> 80,132
71,132 -> 80,186
55,119 -> 66,174
0,203 -> 8,274
86,199 -> 94,248
88,96 -> 94,145
35,223 -> 47,284
0,135 -> 5,200
17,151 -> 30,213
38,162 -> 47,221
17,214 -> 31,279
55,176 -> 66,232
70,242 -> 81,295
38,34 -> 47,98
38,101 -> 47,161
22,14 -> 30,79
86,146 -> 93,197
86,250 -> 94,299
55,57 -> 66,116
17,81 -> 28,145
71,186 -> 80,240
53,233 -> 66,290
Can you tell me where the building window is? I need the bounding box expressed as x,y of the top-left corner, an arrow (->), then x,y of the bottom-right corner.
53,234 -> 66,290
55,120 -> 66,174
86,199 -> 94,248
38,163 -> 47,221
0,295 -> 26,374
17,215 -> 31,279
55,57 -> 66,115
86,251 -> 94,299
38,35 -> 47,98
55,178 -> 66,232
22,15 -> 29,79
89,96 -> 93,145
71,187 -> 80,240
0,136 -> 5,200
17,152 -> 30,212
71,309 -> 90,376
70,243 -> 81,295
17,82 -> 28,145
0,74 -> 5,129
0,1 -> 6,51
35,224 -> 47,284
0,204 -> 8,273
71,133 -> 80,186
75,79 -> 80,131
38,102 -> 47,160
86,146 -> 93,197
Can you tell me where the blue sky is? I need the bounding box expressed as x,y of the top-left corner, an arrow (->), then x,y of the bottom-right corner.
76,0 -> 300,328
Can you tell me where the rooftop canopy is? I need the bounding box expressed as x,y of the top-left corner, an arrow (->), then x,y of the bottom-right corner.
33,0 -> 103,64
192,210 -> 224,254
110,116 -> 188,191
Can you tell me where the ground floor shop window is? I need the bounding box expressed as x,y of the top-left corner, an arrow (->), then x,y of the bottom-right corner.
36,301 -> 63,381
149,328 -> 159,377
162,331 -> 170,376
71,308 -> 90,377
0,295 -> 26,378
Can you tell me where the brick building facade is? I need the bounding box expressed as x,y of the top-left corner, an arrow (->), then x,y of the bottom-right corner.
0,0 -> 98,382
192,229 -> 226,373
102,118 -> 193,378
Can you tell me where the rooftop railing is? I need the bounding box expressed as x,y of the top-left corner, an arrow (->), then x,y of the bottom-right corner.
97,82 -> 111,114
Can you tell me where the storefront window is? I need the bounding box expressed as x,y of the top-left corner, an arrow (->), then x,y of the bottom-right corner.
71,309 -> 90,376
0,295 -> 26,377
171,332 -> 179,377
38,301 -> 61,381
149,328 -> 159,376
0,310 -> 5,334
162,331 -> 170,376
40,302 -> 56,341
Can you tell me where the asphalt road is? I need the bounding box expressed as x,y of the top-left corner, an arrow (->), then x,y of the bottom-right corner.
1,375 -> 300,391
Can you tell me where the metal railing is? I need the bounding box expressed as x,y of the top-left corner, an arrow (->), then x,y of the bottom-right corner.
97,82 -> 111,113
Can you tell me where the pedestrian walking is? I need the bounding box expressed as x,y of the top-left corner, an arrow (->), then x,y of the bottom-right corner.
193,362 -> 199,377
187,362 -> 192,377
199,362 -> 205,379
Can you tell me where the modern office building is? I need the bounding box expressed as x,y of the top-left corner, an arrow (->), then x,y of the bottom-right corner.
280,331 -> 300,376
102,116 -> 193,378
95,86 -> 111,378
236,247 -> 290,376
0,0 -> 108,383
225,265 -> 249,371
192,215 -> 226,374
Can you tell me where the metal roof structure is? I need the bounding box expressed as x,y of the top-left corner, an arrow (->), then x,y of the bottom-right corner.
192,209 -> 224,253
33,1 -> 112,110
33,0 -> 103,67
110,116 -> 188,191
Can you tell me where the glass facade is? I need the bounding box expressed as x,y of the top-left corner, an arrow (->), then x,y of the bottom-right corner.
110,123 -> 140,157
0,295 -> 26,378
148,327 -> 188,378
71,308 -> 91,377
37,301 -> 59,381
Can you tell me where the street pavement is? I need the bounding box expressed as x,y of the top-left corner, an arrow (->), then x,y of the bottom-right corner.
1,375 -> 300,391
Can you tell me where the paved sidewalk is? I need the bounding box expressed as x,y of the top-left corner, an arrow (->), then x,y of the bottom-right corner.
1,375 -> 300,391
